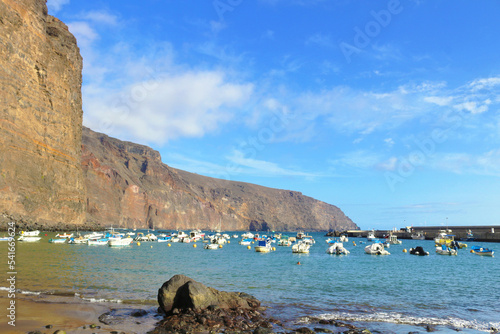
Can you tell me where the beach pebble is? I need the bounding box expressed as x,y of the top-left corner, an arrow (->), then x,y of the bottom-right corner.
53,330 -> 66,334
131,309 -> 148,317
45,324 -> 53,328
295,327 -> 316,334
253,327 -> 274,334
313,328 -> 333,333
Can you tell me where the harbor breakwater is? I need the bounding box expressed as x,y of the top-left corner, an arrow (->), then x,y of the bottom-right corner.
346,225 -> 500,242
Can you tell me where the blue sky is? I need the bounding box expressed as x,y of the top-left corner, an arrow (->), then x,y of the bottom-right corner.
48,0 -> 500,230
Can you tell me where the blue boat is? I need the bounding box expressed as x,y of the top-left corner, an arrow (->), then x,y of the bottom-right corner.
471,245 -> 494,256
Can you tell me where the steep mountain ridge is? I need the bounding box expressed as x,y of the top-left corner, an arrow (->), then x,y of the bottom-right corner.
82,127 -> 357,231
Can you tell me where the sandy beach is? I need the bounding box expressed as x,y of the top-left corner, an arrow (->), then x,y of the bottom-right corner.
0,293 -> 158,334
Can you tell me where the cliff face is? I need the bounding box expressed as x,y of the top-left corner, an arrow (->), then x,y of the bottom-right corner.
0,0 -> 86,225
82,127 -> 357,232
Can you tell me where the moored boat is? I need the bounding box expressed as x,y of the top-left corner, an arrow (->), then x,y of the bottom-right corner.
326,242 -> 349,255
388,234 -> 402,245
68,236 -> 88,244
366,230 -> 377,241
435,244 -> 458,255
292,240 -> 310,254
411,231 -> 425,240
49,238 -> 67,243
19,230 -> 40,237
108,237 -> 133,247
364,243 -> 390,255
17,236 -> 41,242
409,246 -> 429,256
87,238 -> 109,245
255,239 -> 274,253
470,245 -> 494,256
204,243 -> 219,250
55,232 -> 73,238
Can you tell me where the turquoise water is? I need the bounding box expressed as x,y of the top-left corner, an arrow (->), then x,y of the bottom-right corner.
1,231 -> 499,333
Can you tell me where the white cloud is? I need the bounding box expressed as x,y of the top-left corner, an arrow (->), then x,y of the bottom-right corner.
47,0 -> 69,13
469,77 -> 500,91
376,157 -> 398,171
429,150 -> 500,176
424,96 -> 453,106
84,71 -> 254,144
67,22 -> 98,47
227,150 -> 319,178
80,11 -> 118,25
453,100 -> 490,114
329,150 -> 383,170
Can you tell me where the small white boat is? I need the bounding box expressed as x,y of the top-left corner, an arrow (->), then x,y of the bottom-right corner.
49,238 -> 67,243
436,244 -> 458,255
84,232 -> 104,239
388,234 -> 402,245
68,236 -> 88,244
366,230 -> 376,241
292,240 -> 310,254
204,243 -> 219,250
17,236 -> 41,242
232,234 -> 239,238
108,237 -> 133,246
326,242 -> 349,255
255,239 -> 274,253
435,244 -> 457,255
364,243 -> 390,255
411,231 -> 426,240
189,230 -> 205,241
278,236 -> 292,246
241,232 -> 254,239
239,238 -> 253,246
19,230 -> 40,237
55,233 -> 73,238
339,234 -> 348,243
87,238 -> 108,245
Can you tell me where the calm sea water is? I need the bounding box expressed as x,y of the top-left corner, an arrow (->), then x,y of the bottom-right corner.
1,231 -> 499,333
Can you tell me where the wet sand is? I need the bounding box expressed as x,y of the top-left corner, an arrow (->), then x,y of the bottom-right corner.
0,294 -> 158,334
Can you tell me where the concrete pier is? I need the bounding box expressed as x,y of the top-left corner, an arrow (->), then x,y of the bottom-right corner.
345,225 -> 500,242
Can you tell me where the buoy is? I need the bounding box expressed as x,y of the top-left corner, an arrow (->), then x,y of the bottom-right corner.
353,242 -> 356,246
297,261 -> 301,265
252,241 -> 254,244
227,240 -> 230,244
151,245 -> 153,248
403,249 -> 407,253
219,244 -> 223,248
272,247 -> 276,251
137,242 -> 141,246
168,243 -> 171,247
193,244 -> 197,248
247,245 -> 251,250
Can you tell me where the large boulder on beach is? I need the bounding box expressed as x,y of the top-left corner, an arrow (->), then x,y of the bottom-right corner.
157,274 -> 260,314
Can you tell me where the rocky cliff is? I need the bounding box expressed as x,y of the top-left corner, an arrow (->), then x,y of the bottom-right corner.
0,0 -> 86,226
82,127 -> 357,231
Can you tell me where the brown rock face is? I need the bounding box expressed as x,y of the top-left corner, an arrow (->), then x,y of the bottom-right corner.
0,0 -> 86,225
82,127 -> 357,231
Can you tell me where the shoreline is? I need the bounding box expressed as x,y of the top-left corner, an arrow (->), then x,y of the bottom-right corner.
0,293 -> 159,334
1,292 -> 493,334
